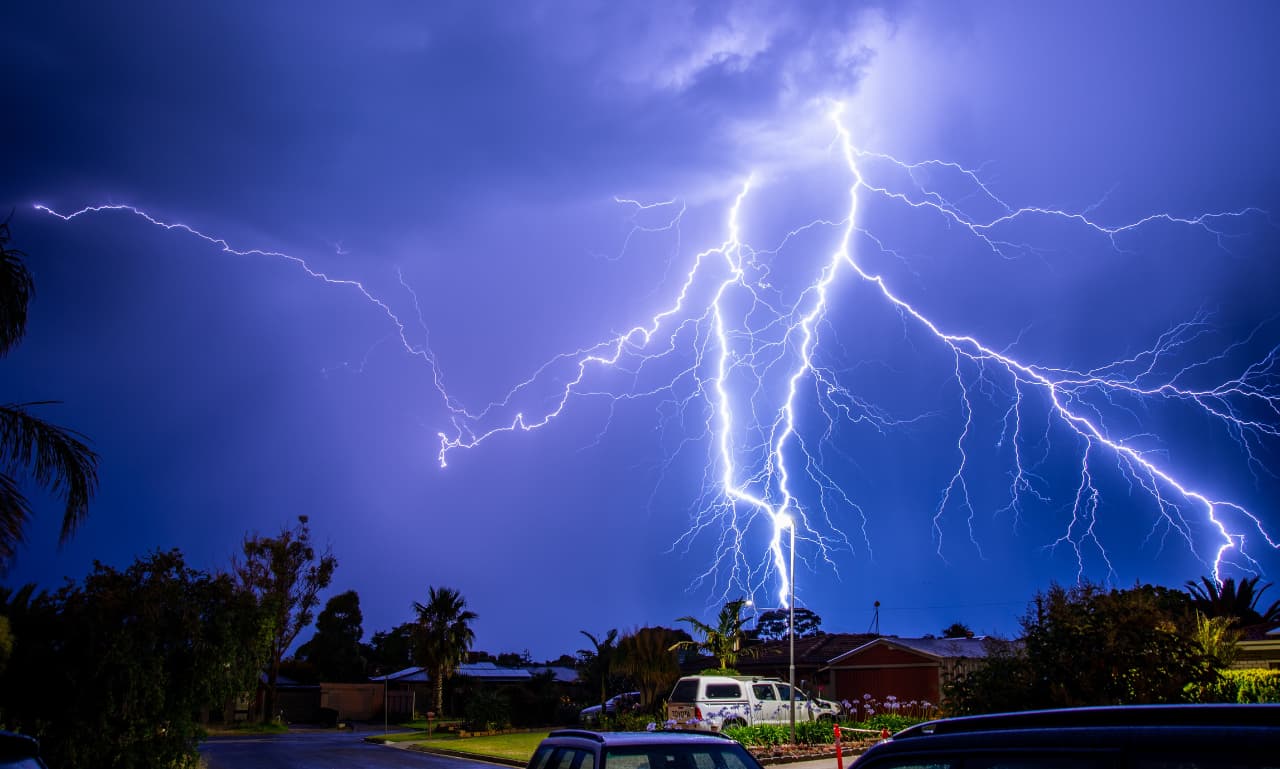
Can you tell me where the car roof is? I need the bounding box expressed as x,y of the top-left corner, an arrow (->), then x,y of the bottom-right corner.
543,730 -> 743,748
0,731 -> 40,760
855,705 -> 1280,764
895,703 -> 1280,738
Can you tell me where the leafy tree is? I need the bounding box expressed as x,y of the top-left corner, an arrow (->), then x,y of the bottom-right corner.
236,515 -> 337,720
413,585 -> 478,715
617,626 -> 690,710
753,607 -> 823,641
579,628 -> 619,715
0,217 -> 99,567
1186,575 -> 1280,628
945,582 -> 1215,715
296,589 -> 367,682
672,598 -> 753,670
941,622 -> 975,638
368,621 -> 417,672
0,550 -> 269,769
496,649 -> 533,667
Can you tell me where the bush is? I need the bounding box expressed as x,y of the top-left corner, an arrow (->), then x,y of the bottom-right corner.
850,713 -> 923,734
724,724 -> 790,746
463,688 -> 511,731
1190,669 -> 1280,703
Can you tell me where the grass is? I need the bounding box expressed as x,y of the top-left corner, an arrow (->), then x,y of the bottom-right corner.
203,721 -> 290,737
408,731 -> 551,763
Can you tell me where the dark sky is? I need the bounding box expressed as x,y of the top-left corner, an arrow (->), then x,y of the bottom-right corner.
4,0 -> 1280,660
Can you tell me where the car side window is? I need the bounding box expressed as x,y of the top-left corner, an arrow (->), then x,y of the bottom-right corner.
752,684 -> 776,701
706,683 -> 743,699
537,747 -> 597,769
530,746 -> 556,769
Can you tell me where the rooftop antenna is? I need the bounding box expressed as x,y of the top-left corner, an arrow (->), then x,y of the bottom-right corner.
869,600 -> 880,635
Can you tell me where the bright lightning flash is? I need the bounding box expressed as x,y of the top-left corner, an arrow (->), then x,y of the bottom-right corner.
37,106 -> 1280,609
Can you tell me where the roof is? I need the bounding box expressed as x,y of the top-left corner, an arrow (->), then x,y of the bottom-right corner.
369,666 -> 429,682
824,636 -> 1005,667
371,662 -> 580,684
529,665 -> 579,683
682,633 -> 879,673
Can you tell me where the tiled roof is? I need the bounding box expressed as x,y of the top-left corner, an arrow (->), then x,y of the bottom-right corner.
825,636 -> 1010,667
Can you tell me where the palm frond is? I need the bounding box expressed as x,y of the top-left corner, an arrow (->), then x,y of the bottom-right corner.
0,215 -> 34,356
0,402 -> 100,551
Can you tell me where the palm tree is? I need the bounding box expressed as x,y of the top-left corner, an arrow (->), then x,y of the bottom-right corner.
579,628 -> 618,716
413,586 -> 477,715
0,217 -> 98,567
1186,575 -> 1280,628
671,598 -> 753,671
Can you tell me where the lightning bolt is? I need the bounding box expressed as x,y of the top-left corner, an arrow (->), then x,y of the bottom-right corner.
36,105 -> 1280,609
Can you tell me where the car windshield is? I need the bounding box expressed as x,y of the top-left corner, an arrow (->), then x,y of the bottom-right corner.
605,745 -> 759,769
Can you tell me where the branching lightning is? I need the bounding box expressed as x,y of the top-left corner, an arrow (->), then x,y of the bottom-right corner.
37,105 -> 1280,609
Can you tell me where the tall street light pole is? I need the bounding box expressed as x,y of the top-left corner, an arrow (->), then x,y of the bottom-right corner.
788,516 -> 796,745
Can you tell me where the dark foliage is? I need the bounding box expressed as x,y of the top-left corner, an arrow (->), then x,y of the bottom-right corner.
945,582 -> 1214,715
0,550 -> 269,769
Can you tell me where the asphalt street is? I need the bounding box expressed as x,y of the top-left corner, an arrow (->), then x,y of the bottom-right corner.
200,730 -> 505,769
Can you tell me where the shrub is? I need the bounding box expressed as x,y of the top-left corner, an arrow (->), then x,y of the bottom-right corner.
1190,669 -> 1280,703
463,688 -> 511,731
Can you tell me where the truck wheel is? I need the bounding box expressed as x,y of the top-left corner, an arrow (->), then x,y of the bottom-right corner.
723,718 -> 747,729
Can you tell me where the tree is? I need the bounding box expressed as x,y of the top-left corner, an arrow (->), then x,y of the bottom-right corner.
413,586 -> 477,715
945,582 -> 1215,715
616,626 -> 690,710
0,217 -> 99,567
1186,575 -> 1280,629
0,550 -> 269,769
941,622 -> 975,638
296,589 -> 367,682
236,515 -> 337,720
579,628 -> 619,716
671,598 -> 753,670
752,607 -> 823,641
368,621 -> 417,672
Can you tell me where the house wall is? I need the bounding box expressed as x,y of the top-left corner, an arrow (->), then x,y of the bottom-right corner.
826,644 -> 941,712
1234,640 -> 1280,670
321,683 -> 383,720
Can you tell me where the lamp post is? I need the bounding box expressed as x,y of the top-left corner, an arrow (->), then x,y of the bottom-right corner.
787,516 -> 796,746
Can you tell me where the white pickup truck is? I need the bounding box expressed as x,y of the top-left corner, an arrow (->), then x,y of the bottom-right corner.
665,674 -> 841,732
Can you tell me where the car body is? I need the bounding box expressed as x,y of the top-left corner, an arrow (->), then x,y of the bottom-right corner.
580,691 -> 643,724
665,674 -> 841,732
851,704 -> 1280,769
0,731 -> 48,769
528,728 -> 765,769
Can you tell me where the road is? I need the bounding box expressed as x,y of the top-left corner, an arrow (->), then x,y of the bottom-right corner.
201,729 -> 506,769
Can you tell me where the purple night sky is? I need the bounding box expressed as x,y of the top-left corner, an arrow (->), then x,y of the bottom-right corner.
4,1 -> 1279,660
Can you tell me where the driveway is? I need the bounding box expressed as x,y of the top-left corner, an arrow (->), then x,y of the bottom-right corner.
201,729 -> 508,769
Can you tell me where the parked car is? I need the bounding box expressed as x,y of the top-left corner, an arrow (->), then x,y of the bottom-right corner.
580,691 -> 643,724
665,674 -> 840,732
851,704 -> 1280,769
528,728 -> 764,769
0,731 -> 48,769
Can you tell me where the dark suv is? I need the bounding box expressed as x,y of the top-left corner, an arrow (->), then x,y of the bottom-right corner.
529,729 -> 764,769
852,705 -> 1280,769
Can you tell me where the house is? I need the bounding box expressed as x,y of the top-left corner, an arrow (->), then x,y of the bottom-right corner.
821,636 -> 1003,713
680,633 -> 878,699
1234,628 -> 1280,670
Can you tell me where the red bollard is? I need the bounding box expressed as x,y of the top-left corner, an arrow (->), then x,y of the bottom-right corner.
834,724 -> 843,769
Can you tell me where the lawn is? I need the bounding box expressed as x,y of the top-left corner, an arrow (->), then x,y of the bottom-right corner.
409,731 -> 551,763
